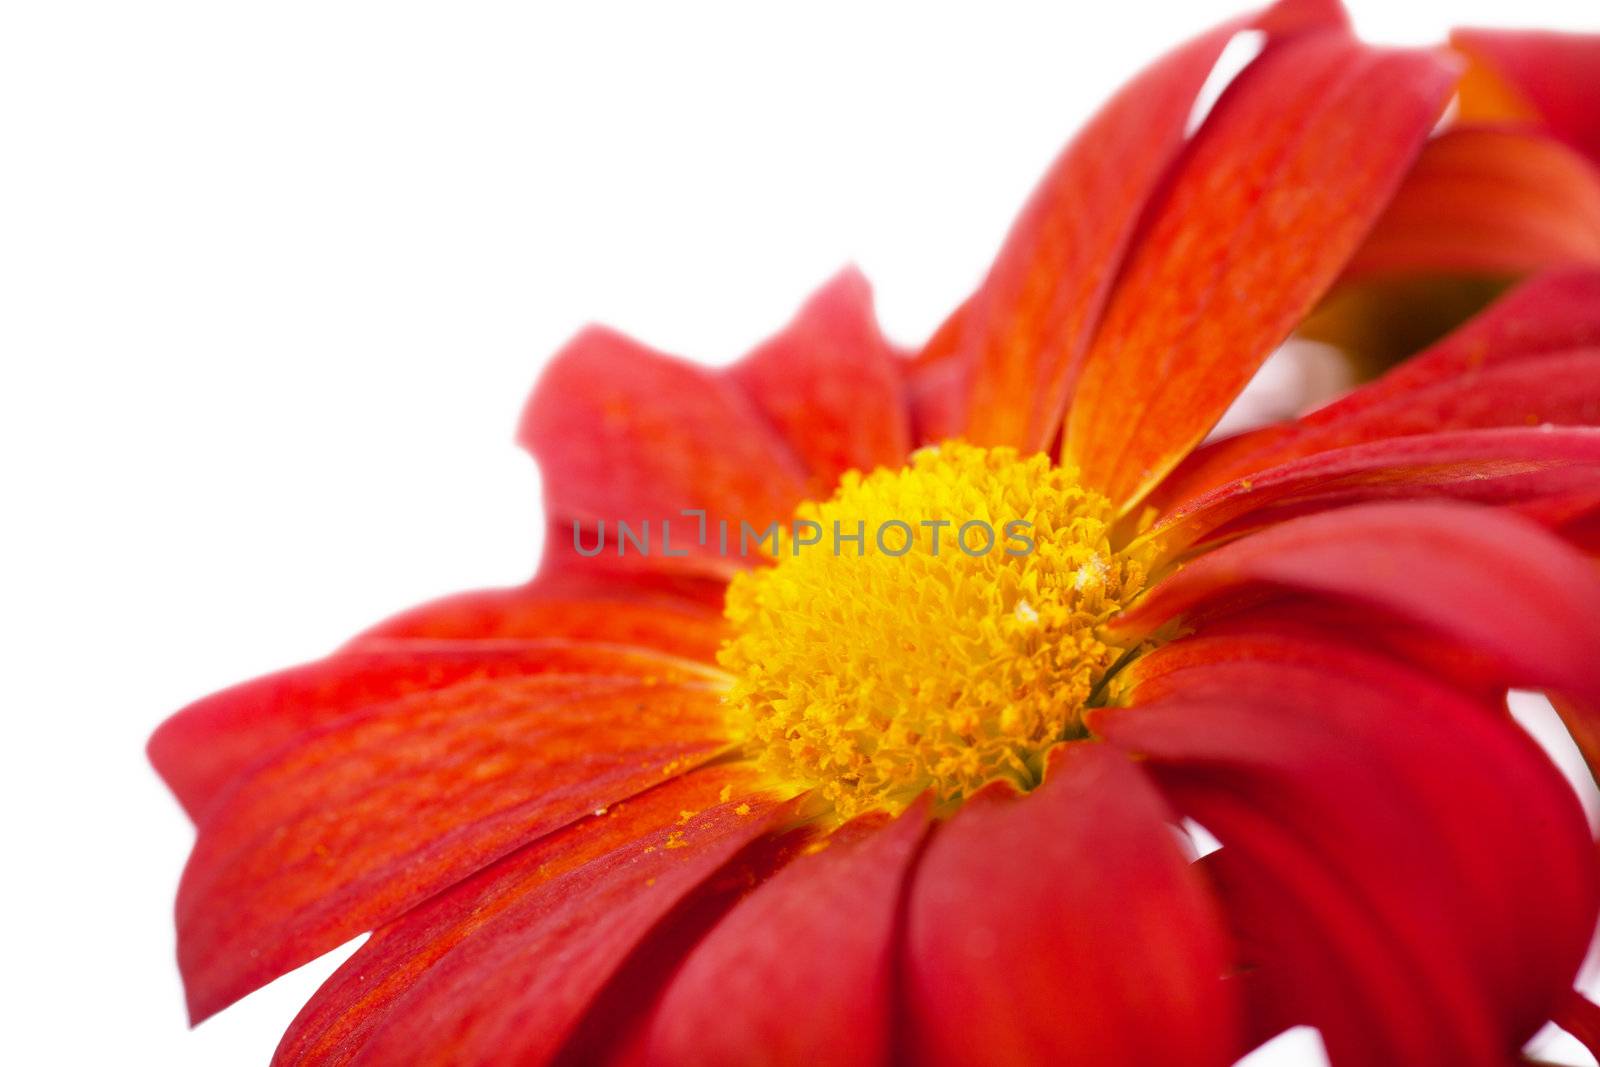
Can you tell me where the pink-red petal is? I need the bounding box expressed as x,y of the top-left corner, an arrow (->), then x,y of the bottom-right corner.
1136,427 -> 1600,560
906,297 -> 973,446
1156,267 -> 1600,507
1117,501 -> 1600,708
519,326 -> 808,577
1118,611 -> 1503,708
1452,29 -> 1600,166
640,801 -> 930,1067
726,267 -> 910,494
904,743 -> 1237,1067
1094,648 -> 1598,1065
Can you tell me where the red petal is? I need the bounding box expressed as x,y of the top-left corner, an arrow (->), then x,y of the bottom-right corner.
150,639 -> 723,824
1136,427 -> 1600,560
1117,501 -> 1600,707
641,801 -> 930,1067
1555,991 -> 1600,1063
519,326 -> 808,577
727,268 -> 910,493
904,744 -> 1237,1067
177,677 -> 731,1021
1340,126 -> 1600,281
1093,648 -> 1598,1065
273,765 -> 795,1066
1155,267 -> 1600,504
1452,29 -> 1600,166
1064,33 -> 1458,510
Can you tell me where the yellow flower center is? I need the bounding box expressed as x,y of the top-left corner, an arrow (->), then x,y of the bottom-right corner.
720,441 -> 1145,820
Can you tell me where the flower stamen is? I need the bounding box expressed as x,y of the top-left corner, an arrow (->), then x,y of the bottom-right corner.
720,441 -> 1145,819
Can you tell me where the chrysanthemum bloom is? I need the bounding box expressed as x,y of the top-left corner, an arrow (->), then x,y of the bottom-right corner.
151,3 -> 1600,1065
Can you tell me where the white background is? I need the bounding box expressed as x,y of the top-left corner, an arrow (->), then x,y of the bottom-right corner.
5,2 -> 1599,1064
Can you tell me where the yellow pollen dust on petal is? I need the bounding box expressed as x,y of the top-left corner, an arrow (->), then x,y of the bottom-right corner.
719,441 -> 1145,821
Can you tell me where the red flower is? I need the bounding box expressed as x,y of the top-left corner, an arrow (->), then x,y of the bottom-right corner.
151,2 -> 1600,1064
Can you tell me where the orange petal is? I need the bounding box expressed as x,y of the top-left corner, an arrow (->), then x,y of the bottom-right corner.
956,0 -> 1352,452
958,16 -> 1258,451
349,571 -> 729,660
1452,29 -> 1600,166
150,638 -> 724,824
272,765 -> 797,1066
1065,32 -> 1458,511
176,677 -> 731,1021
1341,126 -> 1600,281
